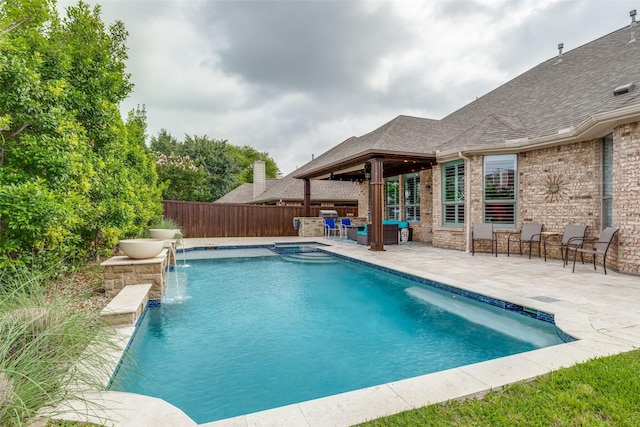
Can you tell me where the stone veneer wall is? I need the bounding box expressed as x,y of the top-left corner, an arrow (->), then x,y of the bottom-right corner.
102,252 -> 169,300
298,216 -> 368,237
297,217 -> 325,237
357,182 -> 370,220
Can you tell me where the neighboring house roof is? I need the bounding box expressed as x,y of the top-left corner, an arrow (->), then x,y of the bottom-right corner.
253,176 -> 359,204
214,179 -> 279,204
296,22 -> 640,179
213,174 -> 359,204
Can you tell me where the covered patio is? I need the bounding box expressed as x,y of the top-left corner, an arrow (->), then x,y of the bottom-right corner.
292,115 -> 440,251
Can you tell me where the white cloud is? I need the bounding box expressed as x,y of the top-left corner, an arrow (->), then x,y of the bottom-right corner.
58,0 -> 639,175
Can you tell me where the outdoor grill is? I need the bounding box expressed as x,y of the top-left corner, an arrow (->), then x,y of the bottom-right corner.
319,210 -> 339,219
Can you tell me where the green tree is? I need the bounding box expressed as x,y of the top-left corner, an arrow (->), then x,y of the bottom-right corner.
150,130 -> 212,201
0,0 -> 94,270
155,152 -> 210,201
182,135 -> 240,201
149,128 -> 180,154
228,144 -> 280,185
150,131 -> 280,202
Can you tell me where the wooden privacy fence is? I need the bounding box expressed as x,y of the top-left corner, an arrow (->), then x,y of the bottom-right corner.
163,201 -> 358,238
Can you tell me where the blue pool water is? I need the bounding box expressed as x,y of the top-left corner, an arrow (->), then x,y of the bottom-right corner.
110,248 -> 565,423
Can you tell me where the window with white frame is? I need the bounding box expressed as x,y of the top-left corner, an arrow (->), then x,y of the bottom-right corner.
385,176 -> 400,220
442,160 -> 464,226
602,133 -> 613,228
484,154 -> 517,226
404,173 -> 420,222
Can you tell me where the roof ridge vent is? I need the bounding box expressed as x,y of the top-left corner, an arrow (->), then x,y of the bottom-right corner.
613,82 -> 635,96
630,10 -> 637,43
555,43 -> 564,64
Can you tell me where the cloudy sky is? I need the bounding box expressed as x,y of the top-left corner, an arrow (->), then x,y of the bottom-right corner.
57,0 -> 638,175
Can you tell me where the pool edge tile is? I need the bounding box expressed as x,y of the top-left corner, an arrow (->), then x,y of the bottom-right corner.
297,384 -> 413,427
387,368 -> 491,409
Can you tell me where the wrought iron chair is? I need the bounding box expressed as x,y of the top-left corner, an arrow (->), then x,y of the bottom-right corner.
507,223 -> 543,259
543,224 -> 588,265
471,223 -> 497,256
568,227 -> 619,274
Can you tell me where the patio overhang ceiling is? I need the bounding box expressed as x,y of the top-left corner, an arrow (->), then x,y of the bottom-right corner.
293,150 -> 437,181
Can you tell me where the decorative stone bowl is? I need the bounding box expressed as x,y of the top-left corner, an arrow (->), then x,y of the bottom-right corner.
118,239 -> 165,259
148,229 -> 180,239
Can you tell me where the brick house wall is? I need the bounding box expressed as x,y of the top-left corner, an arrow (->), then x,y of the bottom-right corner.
429,123 -> 639,273
410,170 -> 433,243
614,122 -> 640,274
431,142 -> 604,257
354,121 -> 639,273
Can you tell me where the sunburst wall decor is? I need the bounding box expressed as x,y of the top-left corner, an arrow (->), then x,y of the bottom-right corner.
544,173 -> 567,202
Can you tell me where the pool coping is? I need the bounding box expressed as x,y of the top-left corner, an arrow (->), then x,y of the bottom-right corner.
47,237 -> 640,427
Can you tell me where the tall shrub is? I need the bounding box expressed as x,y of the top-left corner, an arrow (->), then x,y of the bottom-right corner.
0,1 -> 163,269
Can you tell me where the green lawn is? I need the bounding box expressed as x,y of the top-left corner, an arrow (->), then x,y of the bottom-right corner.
357,349 -> 640,426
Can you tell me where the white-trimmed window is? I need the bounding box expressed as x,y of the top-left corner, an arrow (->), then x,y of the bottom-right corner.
484,154 -> 517,226
404,173 -> 420,222
385,176 -> 400,220
442,160 -> 465,226
602,133 -> 613,228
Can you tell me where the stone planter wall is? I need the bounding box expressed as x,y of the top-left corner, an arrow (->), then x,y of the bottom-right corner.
101,250 -> 170,301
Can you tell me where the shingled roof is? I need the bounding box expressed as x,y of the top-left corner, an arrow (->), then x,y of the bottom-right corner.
437,23 -> 640,156
296,20 -> 640,178
293,115 -> 440,180
213,173 -> 359,204
253,177 -> 359,204
214,179 -> 280,204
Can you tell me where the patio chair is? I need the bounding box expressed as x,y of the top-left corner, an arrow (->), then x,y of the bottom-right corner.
507,223 -> 543,259
356,224 -> 369,245
543,224 -> 587,265
339,218 -> 352,238
568,227 -> 619,274
471,223 -> 497,256
324,218 -> 340,237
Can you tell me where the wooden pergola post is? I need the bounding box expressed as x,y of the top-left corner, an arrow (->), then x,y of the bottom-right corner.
369,158 -> 384,251
304,178 -> 311,217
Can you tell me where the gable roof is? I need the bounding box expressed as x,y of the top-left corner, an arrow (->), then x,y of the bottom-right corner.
294,115 -> 440,180
253,176 -> 359,204
214,179 -> 280,204
437,23 -> 640,157
213,173 -> 359,205
296,21 -> 640,178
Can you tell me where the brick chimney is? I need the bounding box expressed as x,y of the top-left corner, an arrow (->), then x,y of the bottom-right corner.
253,158 -> 266,199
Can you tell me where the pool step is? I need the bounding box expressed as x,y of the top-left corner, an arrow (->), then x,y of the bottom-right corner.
282,252 -> 336,263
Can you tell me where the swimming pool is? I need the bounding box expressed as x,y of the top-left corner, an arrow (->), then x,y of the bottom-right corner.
110,246 -> 567,424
